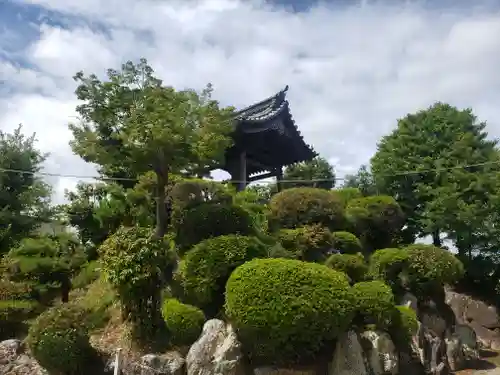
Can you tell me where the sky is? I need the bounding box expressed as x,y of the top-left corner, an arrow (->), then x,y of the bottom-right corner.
1,0 -> 500,205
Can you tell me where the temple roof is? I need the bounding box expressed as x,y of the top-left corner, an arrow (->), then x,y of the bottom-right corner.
225,86 -> 317,175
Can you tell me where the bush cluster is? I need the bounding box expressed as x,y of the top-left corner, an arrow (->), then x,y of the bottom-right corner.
161,298 -> 205,347
175,203 -> 255,251
331,231 -> 363,254
268,187 -> 344,230
326,253 -> 367,283
368,248 -> 409,288
390,305 -> 419,345
351,280 -> 395,329
277,224 -> 333,262
178,234 -> 268,315
225,258 -> 353,366
28,304 -> 96,375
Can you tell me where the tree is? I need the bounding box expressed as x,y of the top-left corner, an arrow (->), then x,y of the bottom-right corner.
0,126 -> 52,255
343,165 -> 378,196
69,59 -> 235,237
282,156 -> 335,190
370,102 -> 499,252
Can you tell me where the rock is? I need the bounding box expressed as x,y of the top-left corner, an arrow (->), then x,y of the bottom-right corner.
0,339 -> 48,375
254,368 -> 318,375
455,324 -> 479,360
445,334 -> 465,372
141,352 -> 185,375
360,331 -> 398,375
186,319 -> 245,375
329,331 -> 368,375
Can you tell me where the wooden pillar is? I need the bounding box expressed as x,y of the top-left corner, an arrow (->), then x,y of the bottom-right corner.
275,166 -> 283,192
238,151 -> 247,191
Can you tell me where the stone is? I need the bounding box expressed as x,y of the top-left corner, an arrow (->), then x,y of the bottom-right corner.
360,331 -> 398,375
254,368 -> 318,375
400,292 -> 419,315
445,334 -> 465,372
141,352 -> 185,375
329,331 -> 368,375
186,319 -> 245,375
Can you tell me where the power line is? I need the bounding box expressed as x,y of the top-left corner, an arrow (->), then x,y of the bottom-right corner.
1,160 -> 500,185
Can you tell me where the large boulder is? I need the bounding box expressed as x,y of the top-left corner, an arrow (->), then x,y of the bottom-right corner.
140,352 -> 185,375
0,339 -> 48,375
329,331 -> 368,375
360,331 -> 398,375
186,319 -> 245,375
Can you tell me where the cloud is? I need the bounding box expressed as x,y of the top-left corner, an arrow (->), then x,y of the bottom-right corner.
2,0 -> 500,203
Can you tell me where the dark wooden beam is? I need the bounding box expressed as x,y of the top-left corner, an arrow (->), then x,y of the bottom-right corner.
275,167 -> 283,192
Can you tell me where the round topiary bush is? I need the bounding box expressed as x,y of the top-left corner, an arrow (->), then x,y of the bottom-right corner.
368,248 -> 409,289
268,187 -> 344,231
390,305 -> 418,345
277,224 -> 333,262
404,244 -> 464,286
178,235 -> 268,315
331,231 -> 363,254
346,195 -> 405,251
161,298 -> 205,347
225,258 -> 354,366
333,187 -> 362,207
175,203 -> 255,251
28,304 -> 96,375
351,280 -> 395,329
325,253 -> 367,283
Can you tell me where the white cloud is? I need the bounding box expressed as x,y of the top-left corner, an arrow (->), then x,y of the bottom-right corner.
2,0 -> 500,202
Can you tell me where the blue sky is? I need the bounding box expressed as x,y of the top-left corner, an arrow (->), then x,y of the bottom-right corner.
1,0 -> 500,206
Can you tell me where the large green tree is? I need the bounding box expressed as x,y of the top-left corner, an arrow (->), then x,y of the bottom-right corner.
342,165 -> 378,196
69,59 -> 235,237
0,126 -> 52,255
282,156 -> 335,190
370,102 -> 499,252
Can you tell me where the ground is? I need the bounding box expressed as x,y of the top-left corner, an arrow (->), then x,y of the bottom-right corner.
457,350 -> 500,375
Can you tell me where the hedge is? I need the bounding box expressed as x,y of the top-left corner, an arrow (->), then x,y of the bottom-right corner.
178,234 -> 268,315
225,258 -> 353,366
175,203 -> 255,251
268,187 -> 344,230
326,253 -> 367,283
162,298 -> 205,347
277,224 -> 333,262
351,280 -> 395,329
331,231 -> 363,254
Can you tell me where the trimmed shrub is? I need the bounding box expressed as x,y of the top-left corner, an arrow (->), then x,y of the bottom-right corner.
351,280 -> 395,329
225,258 -> 353,366
346,195 -> 404,251
331,231 -> 363,254
161,298 -> 205,347
390,305 -> 418,345
326,253 -> 367,283
175,203 -> 255,251
99,226 -> 176,339
268,187 -> 344,230
404,244 -> 464,286
28,304 -> 97,375
368,248 -> 409,289
334,187 -> 362,206
72,261 -> 100,289
277,224 -> 333,262
178,235 -> 268,315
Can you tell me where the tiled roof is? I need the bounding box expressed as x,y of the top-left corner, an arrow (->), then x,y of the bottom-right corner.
235,86 -> 289,122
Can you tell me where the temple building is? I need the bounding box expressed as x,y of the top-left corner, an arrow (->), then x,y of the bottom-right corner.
222,86 -> 317,191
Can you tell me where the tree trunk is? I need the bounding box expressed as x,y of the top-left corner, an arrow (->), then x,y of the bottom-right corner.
61,276 -> 70,303
432,230 -> 442,247
155,170 -> 168,238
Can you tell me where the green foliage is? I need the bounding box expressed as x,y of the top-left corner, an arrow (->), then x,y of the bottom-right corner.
99,226 -> 176,338
331,231 -> 363,254
178,234 -> 267,315
346,195 -> 404,252
334,187 -> 363,207
268,187 -> 344,231
225,258 -> 353,366
0,125 -> 52,255
368,248 -> 410,289
277,224 -> 333,262
326,253 -> 367,283
390,305 -> 419,345
351,280 -> 395,329
28,304 -> 96,375
342,165 -> 378,197
404,244 -> 464,286
175,203 -> 255,251
3,233 -> 86,303
233,189 -> 270,233
161,298 -> 205,347
370,102 -> 499,253
72,261 -> 100,289
282,157 -> 336,190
